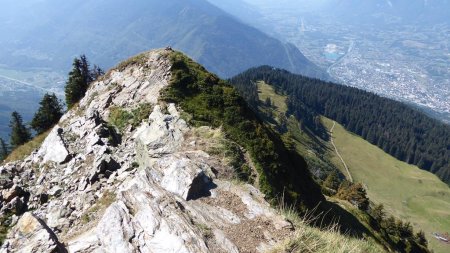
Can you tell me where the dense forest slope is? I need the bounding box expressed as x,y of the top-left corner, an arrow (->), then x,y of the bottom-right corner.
230,66 -> 450,184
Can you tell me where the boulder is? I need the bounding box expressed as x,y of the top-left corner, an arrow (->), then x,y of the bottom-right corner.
37,127 -> 70,164
1,212 -> 66,253
134,104 -> 188,160
95,202 -> 135,253
2,184 -> 24,203
92,179 -> 210,253
47,186 -> 63,197
88,155 -> 121,184
157,156 -> 212,201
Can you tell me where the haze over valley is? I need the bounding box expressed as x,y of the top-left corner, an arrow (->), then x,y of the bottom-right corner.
217,0 -> 450,122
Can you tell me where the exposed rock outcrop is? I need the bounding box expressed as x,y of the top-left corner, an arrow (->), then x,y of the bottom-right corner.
0,49 -> 294,252
37,127 -> 71,164
1,212 -> 67,253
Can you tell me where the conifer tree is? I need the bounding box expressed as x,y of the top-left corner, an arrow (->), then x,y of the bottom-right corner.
336,182 -> 369,211
91,64 -> 105,80
0,138 -> 8,161
370,203 -> 385,223
31,93 -> 64,134
9,111 -> 31,148
65,55 -> 99,109
65,58 -> 85,109
415,230 -> 428,247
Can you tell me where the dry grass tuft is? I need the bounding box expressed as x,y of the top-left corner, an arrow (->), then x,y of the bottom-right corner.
3,130 -> 51,164
270,202 -> 383,253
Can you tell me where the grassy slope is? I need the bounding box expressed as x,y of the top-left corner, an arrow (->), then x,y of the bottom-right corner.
322,117 -> 450,253
2,130 -> 51,164
257,81 -> 287,114
256,81 -> 387,252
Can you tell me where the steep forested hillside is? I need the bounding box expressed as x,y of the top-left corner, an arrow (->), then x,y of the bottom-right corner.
230,66 -> 450,184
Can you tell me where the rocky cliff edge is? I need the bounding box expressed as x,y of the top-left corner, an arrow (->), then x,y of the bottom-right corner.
0,49 -> 294,253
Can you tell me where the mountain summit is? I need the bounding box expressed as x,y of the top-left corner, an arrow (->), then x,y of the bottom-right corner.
0,0 -> 327,141
0,49 -> 327,252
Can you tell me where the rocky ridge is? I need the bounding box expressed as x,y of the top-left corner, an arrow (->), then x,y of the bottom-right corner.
0,49 -> 294,252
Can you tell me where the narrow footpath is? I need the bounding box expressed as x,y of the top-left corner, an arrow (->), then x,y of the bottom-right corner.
330,121 -> 353,182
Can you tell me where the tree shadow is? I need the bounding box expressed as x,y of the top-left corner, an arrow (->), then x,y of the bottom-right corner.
186,174 -> 218,201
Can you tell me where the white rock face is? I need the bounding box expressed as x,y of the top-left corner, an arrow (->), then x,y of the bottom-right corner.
37,126 -> 70,164
134,104 -> 188,158
0,49 -> 294,253
158,155 -> 211,200
90,171 -> 210,253
0,212 -> 65,253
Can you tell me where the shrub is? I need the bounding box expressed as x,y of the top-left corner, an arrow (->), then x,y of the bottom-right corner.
108,103 -> 153,132
109,107 -> 133,132
336,182 -> 369,211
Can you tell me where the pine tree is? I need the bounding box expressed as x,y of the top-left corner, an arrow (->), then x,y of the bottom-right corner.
91,64 -> 105,80
65,58 -> 85,109
79,55 -> 93,84
31,93 -> 64,134
415,230 -> 428,247
336,182 -> 369,211
9,111 -> 31,148
65,55 -> 96,109
370,203 -> 385,223
382,216 -> 398,235
397,220 -> 414,239
0,138 -> 8,161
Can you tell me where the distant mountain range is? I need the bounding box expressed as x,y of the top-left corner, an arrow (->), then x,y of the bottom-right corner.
239,0 -> 450,25
322,0 -> 450,24
0,0 -> 327,141
0,0 -> 325,79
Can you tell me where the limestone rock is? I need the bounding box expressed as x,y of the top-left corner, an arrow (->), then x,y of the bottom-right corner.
0,50 -> 295,253
88,155 -> 120,184
47,186 -> 63,197
2,184 -> 23,203
134,104 -> 188,159
1,212 -> 66,253
95,202 -> 135,253
37,127 -> 70,164
157,156 -> 212,200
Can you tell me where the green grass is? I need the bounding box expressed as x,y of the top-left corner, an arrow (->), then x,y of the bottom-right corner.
108,103 -> 153,132
81,191 -> 116,224
322,117 -> 450,253
112,53 -> 148,72
257,81 -> 287,114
